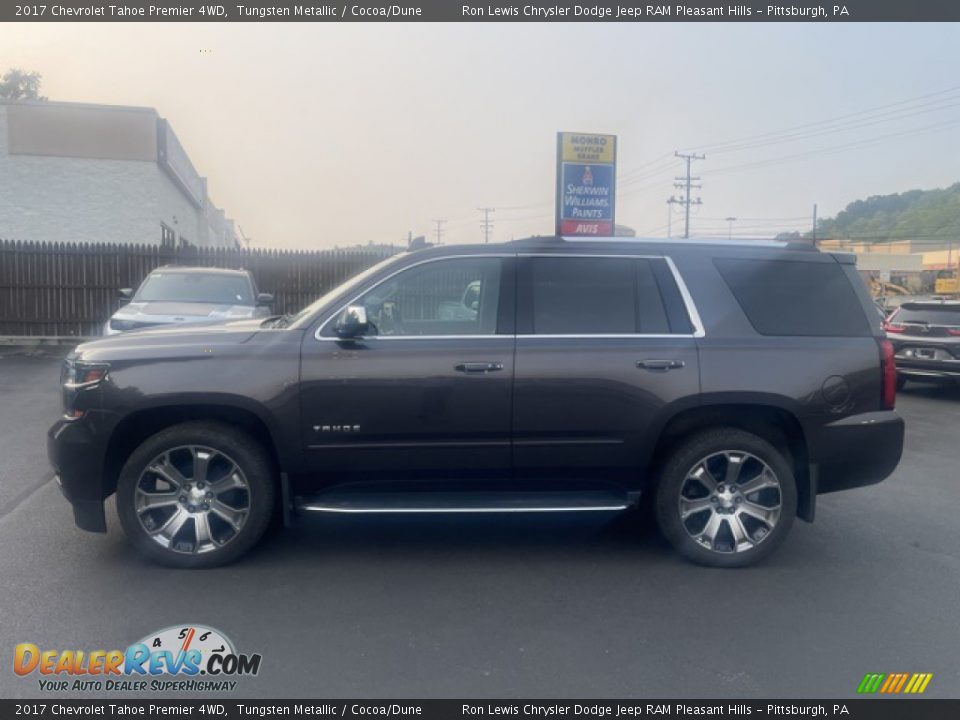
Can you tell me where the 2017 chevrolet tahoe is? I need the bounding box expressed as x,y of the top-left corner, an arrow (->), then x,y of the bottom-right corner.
48,236 -> 905,568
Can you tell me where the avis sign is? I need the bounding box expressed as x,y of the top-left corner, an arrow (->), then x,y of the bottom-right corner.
556,132 -> 617,236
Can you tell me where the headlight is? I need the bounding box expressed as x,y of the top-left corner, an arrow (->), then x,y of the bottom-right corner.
61,360 -> 110,419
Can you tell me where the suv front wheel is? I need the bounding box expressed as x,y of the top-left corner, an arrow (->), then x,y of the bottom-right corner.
655,428 -> 797,568
116,421 -> 275,568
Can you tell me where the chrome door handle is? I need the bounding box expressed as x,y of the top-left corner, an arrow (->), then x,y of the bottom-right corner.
455,362 -> 504,374
636,359 -> 685,371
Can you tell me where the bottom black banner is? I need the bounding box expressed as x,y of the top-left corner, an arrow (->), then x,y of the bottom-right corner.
2,700 -> 959,720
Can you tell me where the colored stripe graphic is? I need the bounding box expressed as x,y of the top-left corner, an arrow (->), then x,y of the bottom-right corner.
905,673 -> 933,694
857,673 -> 932,694
857,674 -> 885,693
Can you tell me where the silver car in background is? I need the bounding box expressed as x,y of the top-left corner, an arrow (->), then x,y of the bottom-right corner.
105,266 -> 273,335
884,299 -> 960,387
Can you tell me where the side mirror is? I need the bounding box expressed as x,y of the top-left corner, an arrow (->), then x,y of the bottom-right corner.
335,305 -> 369,338
118,288 -> 133,301
257,292 -> 274,306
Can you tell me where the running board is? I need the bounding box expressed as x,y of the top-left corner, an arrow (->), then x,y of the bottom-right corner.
295,490 -> 632,514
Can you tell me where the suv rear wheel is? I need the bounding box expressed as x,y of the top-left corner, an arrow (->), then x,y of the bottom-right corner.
655,428 -> 797,568
116,421 -> 275,568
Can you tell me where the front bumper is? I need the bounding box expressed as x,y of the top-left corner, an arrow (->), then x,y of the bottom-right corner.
810,410 -> 905,495
47,410 -> 120,532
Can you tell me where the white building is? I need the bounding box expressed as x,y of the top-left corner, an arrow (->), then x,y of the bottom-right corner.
0,99 -> 237,248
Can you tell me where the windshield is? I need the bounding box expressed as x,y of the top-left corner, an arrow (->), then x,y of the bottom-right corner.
286,254 -> 407,328
895,306 -> 960,326
135,272 -> 254,305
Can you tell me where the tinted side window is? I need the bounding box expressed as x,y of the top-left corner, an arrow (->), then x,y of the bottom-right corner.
714,258 -> 871,337
528,257 -> 675,335
356,257 -> 501,336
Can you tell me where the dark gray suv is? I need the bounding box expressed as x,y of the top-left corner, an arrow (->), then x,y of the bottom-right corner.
48,236 -> 905,568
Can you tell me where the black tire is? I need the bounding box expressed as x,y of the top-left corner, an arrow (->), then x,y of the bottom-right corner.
895,375 -> 907,391
655,428 -> 797,568
116,421 -> 275,568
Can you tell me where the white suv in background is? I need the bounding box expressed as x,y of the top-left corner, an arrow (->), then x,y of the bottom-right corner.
105,266 -> 273,335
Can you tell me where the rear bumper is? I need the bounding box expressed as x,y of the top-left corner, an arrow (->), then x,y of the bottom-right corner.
47,410 -> 120,532
810,410 -> 905,494
893,340 -> 960,379
896,360 -> 960,380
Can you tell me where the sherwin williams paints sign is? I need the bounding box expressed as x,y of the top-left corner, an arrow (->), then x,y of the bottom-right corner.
556,132 -> 617,236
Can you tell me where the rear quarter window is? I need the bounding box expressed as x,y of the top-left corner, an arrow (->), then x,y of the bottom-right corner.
714,258 -> 871,337
894,305 -> 960,326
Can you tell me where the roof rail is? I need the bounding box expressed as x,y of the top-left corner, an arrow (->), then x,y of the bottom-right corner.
556,235 -> 820,250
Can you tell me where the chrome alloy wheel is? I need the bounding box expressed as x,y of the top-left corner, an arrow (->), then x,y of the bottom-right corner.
134,445 -> 251,554
678,451 -> 782,554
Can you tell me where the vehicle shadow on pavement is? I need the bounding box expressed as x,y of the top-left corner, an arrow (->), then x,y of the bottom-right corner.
897,382 -> 960,402
244,509 -> 674,567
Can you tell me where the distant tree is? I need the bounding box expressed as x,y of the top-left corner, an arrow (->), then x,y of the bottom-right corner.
0,68 -> 46,100
774,231 -> 802,241
812,183 -> 960,241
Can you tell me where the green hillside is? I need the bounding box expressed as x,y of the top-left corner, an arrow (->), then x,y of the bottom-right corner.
815,183 -> 960,240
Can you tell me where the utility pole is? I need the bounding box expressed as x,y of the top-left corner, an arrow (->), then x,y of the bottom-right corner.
673,151 -> 704,239
725,217 -> 737,240
477,207 -> 495,243
812,203 -> 818,247
431,218 -> 446,245
666,199 -> 674,238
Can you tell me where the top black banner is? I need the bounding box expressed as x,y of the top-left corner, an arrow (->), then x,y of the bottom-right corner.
4,0 -> 960,23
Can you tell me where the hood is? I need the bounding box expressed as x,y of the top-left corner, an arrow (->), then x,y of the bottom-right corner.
136,301 -> 232,317
74,318 -> 267,363
115,301 -> 256,320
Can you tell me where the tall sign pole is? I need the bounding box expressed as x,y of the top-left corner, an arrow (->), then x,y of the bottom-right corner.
556,132 -> 617,237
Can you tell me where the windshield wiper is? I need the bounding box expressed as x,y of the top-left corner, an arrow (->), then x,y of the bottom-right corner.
260,315 -> 287,328
265,314 -> 298,329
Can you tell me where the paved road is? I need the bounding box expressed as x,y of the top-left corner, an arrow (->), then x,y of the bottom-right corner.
1,351 -> 958,699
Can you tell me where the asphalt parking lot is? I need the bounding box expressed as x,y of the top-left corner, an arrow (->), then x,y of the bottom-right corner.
1,348 -> 958,699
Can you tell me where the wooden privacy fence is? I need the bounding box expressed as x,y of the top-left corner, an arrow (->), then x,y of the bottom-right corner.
0,240 -> 397,337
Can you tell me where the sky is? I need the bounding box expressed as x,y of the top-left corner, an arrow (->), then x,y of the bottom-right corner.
3,22 -> 960,249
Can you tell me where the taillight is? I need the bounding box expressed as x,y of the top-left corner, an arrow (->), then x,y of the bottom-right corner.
948,328 -> 960,337
880,339 -> 896,409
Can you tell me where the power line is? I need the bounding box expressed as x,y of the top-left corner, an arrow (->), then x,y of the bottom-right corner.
697,215 -> 810,222
706,98 -> 960,157
477,207 -> 495,243
703,116 -> 960,178
686,82 -> 960,154
668,151 -> 705,239
430,83 -> 960,237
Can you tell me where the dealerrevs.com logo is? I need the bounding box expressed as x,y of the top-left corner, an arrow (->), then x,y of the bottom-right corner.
14,624 -> 261,693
